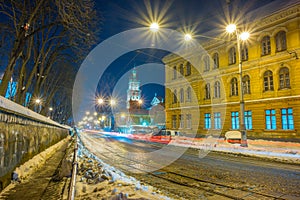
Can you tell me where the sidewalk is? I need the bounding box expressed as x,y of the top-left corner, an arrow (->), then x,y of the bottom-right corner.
0,138 -> 70,200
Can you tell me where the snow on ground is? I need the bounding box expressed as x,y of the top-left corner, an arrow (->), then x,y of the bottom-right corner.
95,130 -> 300,164
76,135 -> 172,200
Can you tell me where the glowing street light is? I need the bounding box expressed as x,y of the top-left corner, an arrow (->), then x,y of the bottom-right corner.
226,24 -> 250,147
150,22 -> 159,32
110,99 -> 116,106
184,33 -> 192,42
35,98 -> 41,104
97,98 -> 104,104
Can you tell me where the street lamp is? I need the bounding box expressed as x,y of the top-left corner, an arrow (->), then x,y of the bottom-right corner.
184,33 -> 192,42
226,24 -> 250,147
150,22 -> 159,32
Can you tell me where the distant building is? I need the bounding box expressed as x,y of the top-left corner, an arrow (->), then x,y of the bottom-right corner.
163,0 -> 300,139
127,67 -> 141,109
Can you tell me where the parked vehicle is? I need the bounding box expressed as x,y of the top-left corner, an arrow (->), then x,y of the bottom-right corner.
224,131 -> 241,144
149,129 -> 182,143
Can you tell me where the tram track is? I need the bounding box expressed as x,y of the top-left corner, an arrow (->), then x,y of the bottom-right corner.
80,132 -> 300,199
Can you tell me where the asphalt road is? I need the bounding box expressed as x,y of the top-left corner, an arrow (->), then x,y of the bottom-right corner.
81,132 -> 300,200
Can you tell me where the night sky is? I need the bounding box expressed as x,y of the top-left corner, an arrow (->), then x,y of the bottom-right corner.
90,0 -> 275,109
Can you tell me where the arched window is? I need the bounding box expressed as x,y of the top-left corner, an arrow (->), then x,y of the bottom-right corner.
230,78 -> 238,96
213,53 -> 219,69
229,47 -> 236,64
173,66 -> 177,79
179,64 -> 184,77
204,55 -> 210,72
275,31 -> 287,52
205,83 -> 210,99
263,70 -> 274,91
173,89 -> 177,103
186,62 -> 191,76
241,46 -> 248,61
186,87 -> 191,102
180,88 -> 184,103
261,36 -> 271,55
242,75 -> 251,94
279,67 -> 290,89
214,81 -> 221,98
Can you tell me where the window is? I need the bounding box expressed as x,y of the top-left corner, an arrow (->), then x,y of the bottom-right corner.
186,87 -> 191,102
172,115 -> 177,129
173,66 -> 177,79
241,46 -> 248,61
214,81 -> 221,98
279,67 -> 290,89
186,114 -> 192,129
281,108 -> 294,130
179,64 -> 184,77
213,53 -> 219,69
186,62 -> 191,76
204,55 -> 210,72
261,36 -> 271,55
173,89 -> 177,103
265,109 -> 276,130
231,112 -> 239,129
204,113 -> 211,129
275,31 -> 287,52
230,77 -> 238,96
205,83 -> 210,99
179,115 -> 184,129
214,112 -> 221,129
242,75 -> 251,94
180,88 -> 184,103
229,47 -> 236,64
244,111 -> 252,130
263,70 -> 274,91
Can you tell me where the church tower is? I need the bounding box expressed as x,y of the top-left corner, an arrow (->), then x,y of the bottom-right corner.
127,67 -> 141,109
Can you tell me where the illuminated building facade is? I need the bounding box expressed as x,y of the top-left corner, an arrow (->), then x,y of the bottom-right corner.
163,1 -> 300,139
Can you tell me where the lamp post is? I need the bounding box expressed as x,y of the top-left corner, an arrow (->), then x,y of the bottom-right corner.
226,24 -> 249,147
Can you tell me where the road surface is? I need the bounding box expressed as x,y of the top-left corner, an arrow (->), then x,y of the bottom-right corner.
80,131 -> 300,200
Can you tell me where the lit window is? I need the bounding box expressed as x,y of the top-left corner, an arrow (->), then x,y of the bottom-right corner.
281,108 -> 294,130
230,77 -> 238,96
279,67 -> 290,89
204,113 -> 211,129
173,66 -> 177,79
204,55 -> 210,72
186,87 -> 191,102
173,89 -> 177,103
186,114 -> 192,129
186,62 -> 191,76
180,88 -> 184,103
263,70 -> 274,91
275,31 -> 287,52
205,83 -> 211,99
265,109 -> 276,130
229,47 -> 236,64
241,46 -> 248,61
179,114 -> 184,129
244,111 -> 252,130
231,112 -> 239,129
214,81 -> 221,98
213,53 -> 219,69
179,64 -> 184,77
261,36 -> 271,55
242,75 -> 251,94
214,112 -> 221,129
172,115 -> 177,129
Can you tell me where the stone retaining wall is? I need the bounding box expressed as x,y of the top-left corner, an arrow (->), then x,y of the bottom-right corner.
0,108 -> 68,191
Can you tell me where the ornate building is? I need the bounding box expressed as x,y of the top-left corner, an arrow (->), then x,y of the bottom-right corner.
163,0 -> 300,139
127,67 -> 141,109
